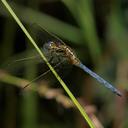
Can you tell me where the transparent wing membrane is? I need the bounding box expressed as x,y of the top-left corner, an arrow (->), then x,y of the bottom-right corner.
30,24 -> 65,46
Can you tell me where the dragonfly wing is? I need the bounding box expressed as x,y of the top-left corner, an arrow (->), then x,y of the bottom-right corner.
29,23 -> 65,46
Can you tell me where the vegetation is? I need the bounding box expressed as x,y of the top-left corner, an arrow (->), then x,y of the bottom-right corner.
0,0 -> 127,128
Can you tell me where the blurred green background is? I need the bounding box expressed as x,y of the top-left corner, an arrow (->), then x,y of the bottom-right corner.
0,0 -> 127,128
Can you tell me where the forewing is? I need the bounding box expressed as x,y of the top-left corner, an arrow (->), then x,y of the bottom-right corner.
29,24 -> 65,47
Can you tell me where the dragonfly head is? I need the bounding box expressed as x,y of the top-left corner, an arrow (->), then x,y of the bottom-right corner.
43,41 -> 62,51
48,41 -> 57,49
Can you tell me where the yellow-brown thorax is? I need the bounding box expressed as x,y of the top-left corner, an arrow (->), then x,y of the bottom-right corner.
49,42 -> 80,65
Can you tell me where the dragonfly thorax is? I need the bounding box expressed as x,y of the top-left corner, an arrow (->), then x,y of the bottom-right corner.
43,41 -> 80,65
64,46 -> 80,65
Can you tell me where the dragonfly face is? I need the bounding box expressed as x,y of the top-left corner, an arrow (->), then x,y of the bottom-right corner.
44,41 -> 63,52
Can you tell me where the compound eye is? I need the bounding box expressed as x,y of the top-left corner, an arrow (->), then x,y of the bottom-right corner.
43,41 -> 57,51
48,41 -> 56,49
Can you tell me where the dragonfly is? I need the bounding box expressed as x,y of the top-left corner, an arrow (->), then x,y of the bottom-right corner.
23,24 -> 122,96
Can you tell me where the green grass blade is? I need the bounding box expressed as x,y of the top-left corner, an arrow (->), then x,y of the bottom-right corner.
1,0 -> 95,127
